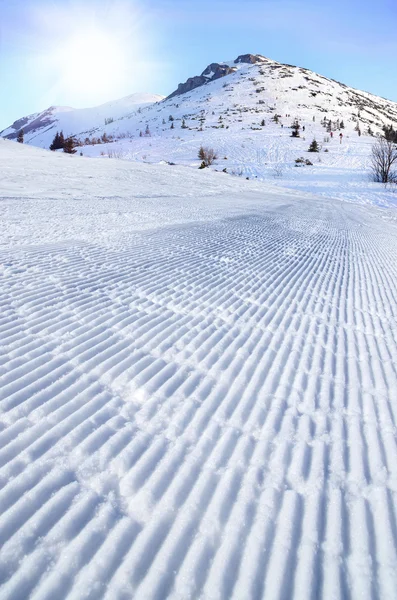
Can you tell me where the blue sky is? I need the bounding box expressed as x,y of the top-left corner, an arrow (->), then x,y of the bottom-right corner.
0,0 -> 396,129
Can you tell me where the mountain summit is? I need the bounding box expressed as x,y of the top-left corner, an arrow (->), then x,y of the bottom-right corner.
2,53 -> 397,151
167,54 -> 268,98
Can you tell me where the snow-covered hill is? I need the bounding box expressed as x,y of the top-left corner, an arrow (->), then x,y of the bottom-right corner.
4,54 -> 397,154
0,93 -> 164,147
1,139 -> 397,599
2,53 -> 397,207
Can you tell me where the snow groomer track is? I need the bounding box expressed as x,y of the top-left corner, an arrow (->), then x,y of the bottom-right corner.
1,152 -> 397,600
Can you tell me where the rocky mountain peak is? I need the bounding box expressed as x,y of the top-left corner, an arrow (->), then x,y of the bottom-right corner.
234,54 -> 267,64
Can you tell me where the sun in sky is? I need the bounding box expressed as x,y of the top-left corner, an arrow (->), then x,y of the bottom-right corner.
57,29 -> 125,97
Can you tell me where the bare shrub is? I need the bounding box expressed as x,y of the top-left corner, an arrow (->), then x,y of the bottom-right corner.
107,148 -> 125,159
198,146 -> 217,166
272,163 -> 284,178
370,138 -> 397,183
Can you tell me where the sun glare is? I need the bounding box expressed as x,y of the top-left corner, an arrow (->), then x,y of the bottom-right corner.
58,30 -> 125,96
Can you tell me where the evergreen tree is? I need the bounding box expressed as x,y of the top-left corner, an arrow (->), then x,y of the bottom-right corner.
50,132 -> 60,150
340,120 -> 345,129
291,120 -> 300,138
168,115 -> 174,122
17,129 -> 24,143
308,139 -> 319,152
181,118 -> 187,129
145,124 -> 151,136
50,131 -> 65,151
383,125 -> 397,143
170,122 -> 174,129
63,136 -> 77,154
261,119 -> 265,127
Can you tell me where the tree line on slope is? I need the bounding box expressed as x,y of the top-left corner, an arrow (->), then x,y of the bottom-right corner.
13,107 -> 397,184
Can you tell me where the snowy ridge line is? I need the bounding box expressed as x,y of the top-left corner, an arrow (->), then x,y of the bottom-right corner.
1,200 -> 397,599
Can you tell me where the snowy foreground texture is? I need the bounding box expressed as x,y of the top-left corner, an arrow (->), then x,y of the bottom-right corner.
1,140 -> 397,599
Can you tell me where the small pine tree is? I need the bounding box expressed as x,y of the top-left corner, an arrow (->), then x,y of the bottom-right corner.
17,129 -> 24,143
50,131 -> 65,151
139,131 -> 143,137
273,114 -> 279,124
181,118 -> 187,129
340,120 -> 345,129
50,131 -> 60,151
170,122 -> 174,129
145,124 -> 151,136
291,120 -> 300,138
168,115 -> 174,122
308,139 -> 319,152
261,119 -> 265,127
63,136 -> 77,154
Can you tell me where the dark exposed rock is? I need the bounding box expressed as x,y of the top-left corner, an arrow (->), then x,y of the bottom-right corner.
234,54 -> 267,64
201,63 -> 235,79
167,62 -> 236,99
167,54 -> 270,99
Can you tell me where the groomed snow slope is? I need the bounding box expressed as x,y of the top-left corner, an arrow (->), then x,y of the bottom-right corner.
1,140 -> 397,599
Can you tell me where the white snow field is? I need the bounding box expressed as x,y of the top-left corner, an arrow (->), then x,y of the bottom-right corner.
1,139 -> 397,600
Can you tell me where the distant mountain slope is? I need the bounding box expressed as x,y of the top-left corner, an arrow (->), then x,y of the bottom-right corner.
0,93 -> 164,148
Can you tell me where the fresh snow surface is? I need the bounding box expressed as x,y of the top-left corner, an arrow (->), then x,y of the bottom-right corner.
1,139 -> 397,599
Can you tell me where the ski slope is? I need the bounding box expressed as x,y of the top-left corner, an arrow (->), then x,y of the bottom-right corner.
1,140 -> 397,599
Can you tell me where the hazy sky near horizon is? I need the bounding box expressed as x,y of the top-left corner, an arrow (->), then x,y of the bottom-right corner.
0,0 -> 396,129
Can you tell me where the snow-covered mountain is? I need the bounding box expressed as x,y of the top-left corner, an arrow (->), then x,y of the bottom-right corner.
3,53 -> 397,152
0,92 -> 164,147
